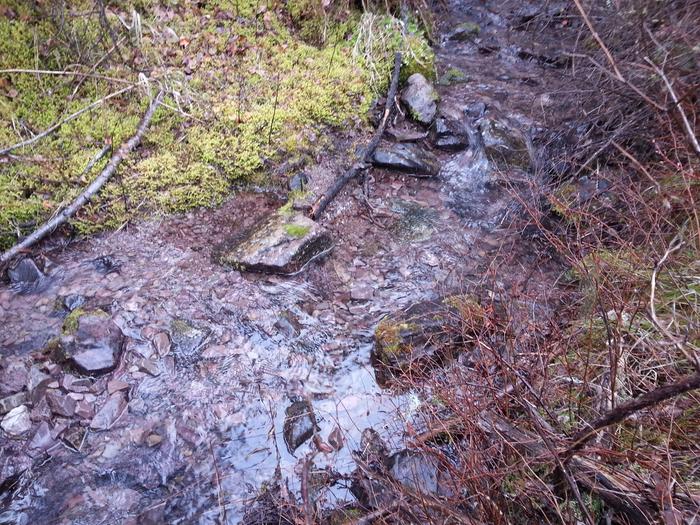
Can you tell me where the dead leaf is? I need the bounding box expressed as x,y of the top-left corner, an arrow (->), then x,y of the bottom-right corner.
328,425 -> 344,451
179,37 -> 190,49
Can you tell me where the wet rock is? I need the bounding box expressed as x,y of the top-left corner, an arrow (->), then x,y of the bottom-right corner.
447,21 -> 480,41
133,358 -> 160,376
27,366 -> 51,403
45,390 -> 76,417
169,319 -> 210,363
0,392 -> 28,415
75,401 -> 95,421
28,421 -> 55,452
1,405 -> 32,436
218,212 -> 332,275
0,356 -> 30,395
430,115 -> 468,151
152,332 -> 171,356
91,255 -> 121,274
62,294 -> 86,312
63,312 -> 125,376
274,310 -> 302,338
400,73 -> 438,125
372,297 -> 487,384
107,379 -> 130,395
62,374 -> 92,393
390,200 -> 438,242
350,283 -> 374,302
288,172 -> 309,192
389,450 -> 440,496
478,116 -> 531,169
90,392 -> 127,430
283,399 -> 319,453
437,67 -> 470,86
350,429 -> 393,508
8,258 -> 48,295
371,143 -> 440,177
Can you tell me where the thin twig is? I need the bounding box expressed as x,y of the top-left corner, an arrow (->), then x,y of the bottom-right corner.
0,91 -> 163,265
0,83 -> 137,156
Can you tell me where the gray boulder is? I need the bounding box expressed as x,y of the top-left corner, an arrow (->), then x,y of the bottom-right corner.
400,73 -> 438,125
219,211 -> 332,275
372,143 -> 440,177
478,116 -> 531,169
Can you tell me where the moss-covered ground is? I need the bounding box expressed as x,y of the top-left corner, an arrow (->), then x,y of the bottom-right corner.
0,0 -> 433,249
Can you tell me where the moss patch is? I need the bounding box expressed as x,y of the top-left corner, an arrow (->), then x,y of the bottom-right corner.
283,223 -> 311,238
0,2 -> 431,249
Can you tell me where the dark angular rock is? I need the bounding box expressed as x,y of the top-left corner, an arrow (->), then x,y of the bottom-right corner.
400,73 -> 438,125
62,294 -> 86,312
91,255 -> 121,275
288,172 -> 309,192
430,116 -> 468,151
28,421 -> 55,452
371,143 -> 440,177
283,399 -> 319,454
90,392 -> 127,430
27,366 -> 51,404
218,212 -> 332,275
8,258 -> 48,295
45,390 -> 76,417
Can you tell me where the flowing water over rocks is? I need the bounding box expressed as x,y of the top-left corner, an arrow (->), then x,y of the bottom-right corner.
0,0 -> 576,522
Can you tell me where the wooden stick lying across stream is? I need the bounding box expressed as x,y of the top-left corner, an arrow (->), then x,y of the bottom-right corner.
310,52 -> 402,220
0,91 -> 163,266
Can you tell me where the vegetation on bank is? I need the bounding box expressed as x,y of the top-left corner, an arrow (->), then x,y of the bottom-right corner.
0,0 -> 433,249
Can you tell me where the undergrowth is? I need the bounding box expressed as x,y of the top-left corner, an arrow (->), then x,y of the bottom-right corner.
0,0 -> 434,249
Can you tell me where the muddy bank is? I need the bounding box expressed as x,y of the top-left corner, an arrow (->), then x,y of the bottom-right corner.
0,0 -> 580,522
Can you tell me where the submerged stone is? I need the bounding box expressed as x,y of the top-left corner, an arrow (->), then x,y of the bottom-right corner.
90,392 -> 127,430
283,399 -> 319,454
63,312 -> 125,376
372,143 -> 440,177
478,116 -> 531,169
400,73 -> 438,125
372,296 -> 488,385
169,319 -> 210,364
219,211 -> 332,275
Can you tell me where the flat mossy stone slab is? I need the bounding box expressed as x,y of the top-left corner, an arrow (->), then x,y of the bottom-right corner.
218,212 -> 332,275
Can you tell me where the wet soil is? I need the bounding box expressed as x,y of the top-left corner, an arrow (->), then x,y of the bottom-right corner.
0,0 -> 577,523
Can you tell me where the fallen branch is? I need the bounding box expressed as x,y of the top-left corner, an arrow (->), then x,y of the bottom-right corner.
310,52 -> 402,220
0,83 -> 137,156
0,91 -> 163,265
563,371 -> 700,459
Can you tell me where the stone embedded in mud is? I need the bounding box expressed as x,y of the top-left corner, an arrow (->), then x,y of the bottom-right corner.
372,296 -> 488,385
63,312 -> 125,376
400,73 -> 438,125
1,405 -> 32,436
371,143 -> 440,177
218,211 -> 332,275
478,116 -> 531,169
447,21 -> 481,42
90,391 -> 127,430
283,399 -> 319,454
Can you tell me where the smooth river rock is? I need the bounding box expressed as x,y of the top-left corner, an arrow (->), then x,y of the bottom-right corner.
372,143 -> 440,177
400,73 -> 438,125
219,211 -> 332,275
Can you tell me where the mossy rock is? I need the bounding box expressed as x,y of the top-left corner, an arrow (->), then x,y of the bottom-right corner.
438,67 -> 470,86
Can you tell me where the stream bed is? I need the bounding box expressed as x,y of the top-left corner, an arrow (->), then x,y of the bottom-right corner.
0,0 -> 576,523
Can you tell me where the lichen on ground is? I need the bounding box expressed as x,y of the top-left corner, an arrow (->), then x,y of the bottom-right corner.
0,1 -> 433,249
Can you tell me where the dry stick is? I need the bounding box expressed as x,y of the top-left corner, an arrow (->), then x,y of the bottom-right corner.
643,57 -> 700,157
310,52 -> 402,220
0,68 -> 133,85
563,371 -> 700,459
0,83 -> 137,156
0,91 -> 163,265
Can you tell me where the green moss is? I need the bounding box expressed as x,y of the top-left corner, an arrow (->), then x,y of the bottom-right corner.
438,67 -> 469,86
62,308 -> 87,335
283,223 -> 311,238
375,319 -> 418,357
